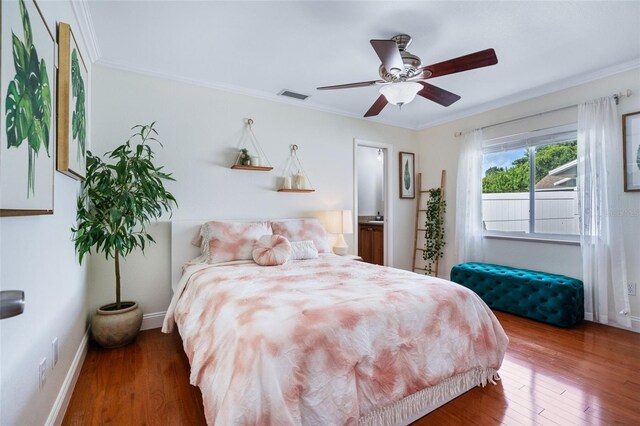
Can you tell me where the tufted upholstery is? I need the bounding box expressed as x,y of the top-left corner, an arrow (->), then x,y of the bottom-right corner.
450,262 -> 584,327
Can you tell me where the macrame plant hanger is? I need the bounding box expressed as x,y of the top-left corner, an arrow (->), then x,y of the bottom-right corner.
277,144 -> 315,192
231,118 -> 273,171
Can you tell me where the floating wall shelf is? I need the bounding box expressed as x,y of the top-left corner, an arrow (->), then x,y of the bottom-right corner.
277,189 -> 315,193
230,165 -> 273,171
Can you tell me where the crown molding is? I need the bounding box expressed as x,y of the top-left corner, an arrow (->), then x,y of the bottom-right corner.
416,58 -> 640,130
70,0 -> 102,63
93,58 -> 419,131
95,55 -> 638,133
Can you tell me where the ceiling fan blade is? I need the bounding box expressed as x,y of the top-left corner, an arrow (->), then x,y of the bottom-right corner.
417,82 -> 461,107
370,39 -> 404,74
364,95 -> 388,117
317,80 -> 383,90
417,48 -> 498,79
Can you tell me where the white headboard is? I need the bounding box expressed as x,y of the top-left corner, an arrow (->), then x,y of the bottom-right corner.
170,220 -> 205,291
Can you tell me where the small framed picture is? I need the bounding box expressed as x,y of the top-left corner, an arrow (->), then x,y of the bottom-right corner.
623,111 -> 640,192
399,152 -> 415,199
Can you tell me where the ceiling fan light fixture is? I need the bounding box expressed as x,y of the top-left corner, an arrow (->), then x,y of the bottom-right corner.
379,81 -> 421,106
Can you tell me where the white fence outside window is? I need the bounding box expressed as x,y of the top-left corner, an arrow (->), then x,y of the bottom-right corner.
482,191 -> 579,235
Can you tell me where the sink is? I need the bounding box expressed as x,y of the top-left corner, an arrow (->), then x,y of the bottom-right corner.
368,220 -> 384,224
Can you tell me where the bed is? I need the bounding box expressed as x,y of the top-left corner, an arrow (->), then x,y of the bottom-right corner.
163,220 -> 508,425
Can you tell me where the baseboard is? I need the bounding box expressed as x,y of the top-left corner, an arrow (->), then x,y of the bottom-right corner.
141,311 -> 167,331
46,329 -> 89,426
584,311 -> 639,333
632,316 -> 640,333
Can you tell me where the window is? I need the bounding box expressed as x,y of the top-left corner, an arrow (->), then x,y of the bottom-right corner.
481,125 -> 579,241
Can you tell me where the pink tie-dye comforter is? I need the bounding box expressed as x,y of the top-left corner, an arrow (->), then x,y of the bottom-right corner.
163,255 -> 508,425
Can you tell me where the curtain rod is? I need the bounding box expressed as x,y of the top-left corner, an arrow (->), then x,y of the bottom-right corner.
453,89 -> 633,137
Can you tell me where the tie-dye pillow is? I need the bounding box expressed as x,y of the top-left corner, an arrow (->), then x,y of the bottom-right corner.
270,219 -> 331,253
200,221 -> 272,264
252,235 -> 292,266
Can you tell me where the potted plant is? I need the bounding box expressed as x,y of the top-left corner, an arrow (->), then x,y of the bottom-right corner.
73,123 -> 177,348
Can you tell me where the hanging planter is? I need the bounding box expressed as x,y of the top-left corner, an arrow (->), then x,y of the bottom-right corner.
423,187 -> 446,276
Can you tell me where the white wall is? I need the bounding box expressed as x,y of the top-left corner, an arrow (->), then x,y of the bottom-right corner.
0,2 -> 90,425
89,65 -> 418,317
417,68 -> 640,327
357,146 -> 384,217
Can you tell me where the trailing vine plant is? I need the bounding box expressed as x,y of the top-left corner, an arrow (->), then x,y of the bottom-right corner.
423,187 -> 446,276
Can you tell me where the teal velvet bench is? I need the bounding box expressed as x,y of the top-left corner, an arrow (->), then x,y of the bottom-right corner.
450,262 -> 584,327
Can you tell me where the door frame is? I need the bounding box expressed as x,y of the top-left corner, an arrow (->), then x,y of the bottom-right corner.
353,139 -> 394,266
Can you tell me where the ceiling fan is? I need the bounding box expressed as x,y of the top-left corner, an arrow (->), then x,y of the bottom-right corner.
317,34 -> 498,117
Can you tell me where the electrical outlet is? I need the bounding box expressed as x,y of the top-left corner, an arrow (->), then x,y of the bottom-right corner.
628,282 -> 637,296
52,338 -> 59,367
38,358 -> 47,390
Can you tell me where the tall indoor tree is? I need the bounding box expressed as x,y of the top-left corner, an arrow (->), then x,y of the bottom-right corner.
73,122 -> 177,347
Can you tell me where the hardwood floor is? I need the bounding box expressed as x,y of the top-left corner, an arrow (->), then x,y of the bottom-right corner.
63,311 -> 640,425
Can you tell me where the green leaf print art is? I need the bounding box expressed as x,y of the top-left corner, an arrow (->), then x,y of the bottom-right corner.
71,48 -> 86,162
636,144 -> 640,171
404,159 -> 411,191
5,0 -> 52,197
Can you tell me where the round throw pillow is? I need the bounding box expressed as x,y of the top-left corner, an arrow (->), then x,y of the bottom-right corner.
252,235 -> 292,266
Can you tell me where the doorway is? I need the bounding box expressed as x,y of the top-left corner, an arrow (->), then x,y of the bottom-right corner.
353,139 -> 393,266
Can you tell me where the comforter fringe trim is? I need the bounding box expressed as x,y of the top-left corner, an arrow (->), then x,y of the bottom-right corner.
358,367 -> 500,426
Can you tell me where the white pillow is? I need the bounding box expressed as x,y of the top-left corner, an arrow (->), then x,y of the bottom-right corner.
290,240 -> 319,260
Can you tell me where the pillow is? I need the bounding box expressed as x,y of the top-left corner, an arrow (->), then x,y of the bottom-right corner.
270,219 -> 331,253
199,221 -> 272,264
191,220 -> 269,248
290,240 -> 319,260
253,235 -> 292,266
191,229 -> 203,247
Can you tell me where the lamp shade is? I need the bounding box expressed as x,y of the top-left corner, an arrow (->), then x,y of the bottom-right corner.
379,81 -> 421,106
325,210 -> 353,235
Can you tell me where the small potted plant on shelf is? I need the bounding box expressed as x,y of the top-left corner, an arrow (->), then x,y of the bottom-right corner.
238,148 -> 251,165
73,122 -> 177,348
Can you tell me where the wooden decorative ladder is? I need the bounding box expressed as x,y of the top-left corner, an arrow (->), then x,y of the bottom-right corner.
412,170 -> 446,276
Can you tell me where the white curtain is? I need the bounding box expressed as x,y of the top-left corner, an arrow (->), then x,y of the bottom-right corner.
455,129 -> 484,264
577,96 -> 631,328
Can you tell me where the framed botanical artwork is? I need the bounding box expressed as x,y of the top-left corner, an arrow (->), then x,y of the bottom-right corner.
1,0 -> 55,216
399,151 -> 415,199
623,111 -> 640,192
57,22 -> 88,180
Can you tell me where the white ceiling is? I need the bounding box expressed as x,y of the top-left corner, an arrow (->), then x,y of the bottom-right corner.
84,1 -> 640,130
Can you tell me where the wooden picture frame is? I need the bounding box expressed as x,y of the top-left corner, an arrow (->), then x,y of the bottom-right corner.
56,22 -> 88,180
623,111 -> 640,192
399,152 -> 415,199
1,0 -> 55,216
